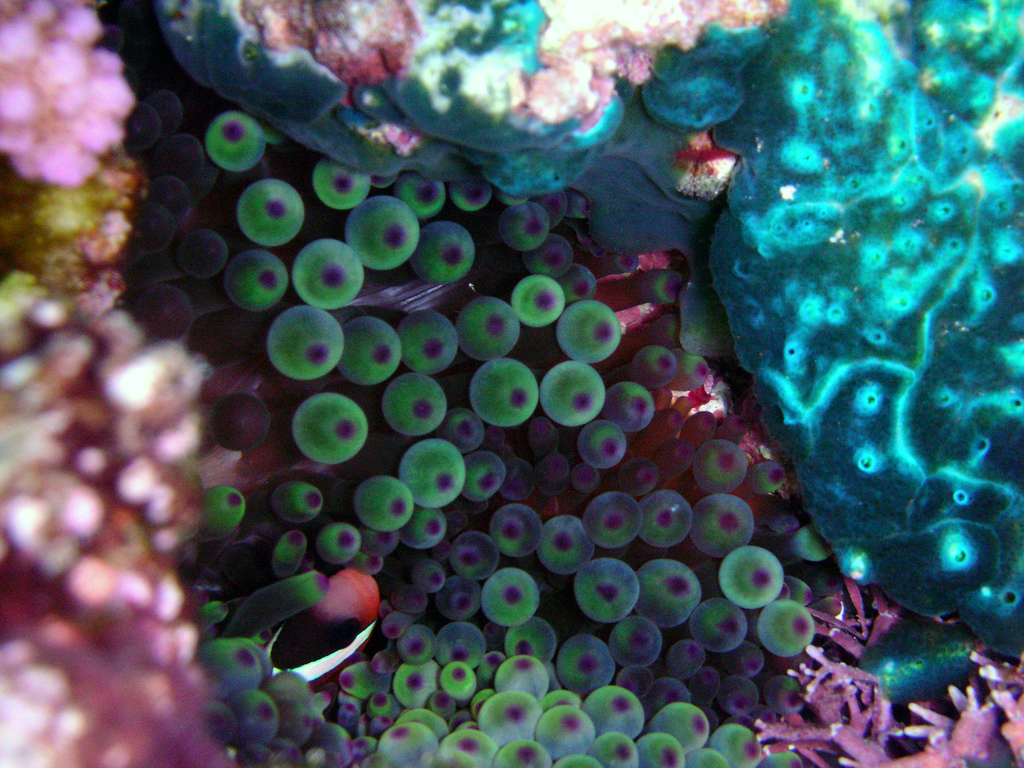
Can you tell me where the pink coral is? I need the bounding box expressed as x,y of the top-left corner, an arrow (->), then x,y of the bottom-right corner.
0,0 -> 134,187
0,293 -> 227,768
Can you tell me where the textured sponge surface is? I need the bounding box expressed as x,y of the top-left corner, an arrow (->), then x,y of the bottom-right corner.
710,0 -> 1024,653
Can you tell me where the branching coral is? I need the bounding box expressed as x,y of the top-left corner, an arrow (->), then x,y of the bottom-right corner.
3,0 -> 1024,766
759,577 -> 1024,767
0,0 -> 134,187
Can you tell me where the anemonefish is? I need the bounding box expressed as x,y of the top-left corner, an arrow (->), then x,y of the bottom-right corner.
267,567 -> 380,683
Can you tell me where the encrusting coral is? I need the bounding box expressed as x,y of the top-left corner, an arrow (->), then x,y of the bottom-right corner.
0,157 -> 141,314
709,0 -> 1024,657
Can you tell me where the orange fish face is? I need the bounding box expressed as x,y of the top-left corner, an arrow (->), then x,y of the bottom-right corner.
269,568 -> 380,682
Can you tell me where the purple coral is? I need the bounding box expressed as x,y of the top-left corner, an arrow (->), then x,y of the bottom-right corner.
0,0 -> 134,187
0,293 -> 227,768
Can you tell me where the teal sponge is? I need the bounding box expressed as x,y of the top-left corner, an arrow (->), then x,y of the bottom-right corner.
859,617 -> 976,705
642,26 -> 766,132
709,0 -> 1024,653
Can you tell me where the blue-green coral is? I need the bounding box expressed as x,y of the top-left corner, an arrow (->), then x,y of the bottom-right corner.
708,0 -> 1024,654
154,0 -> 621,195
859,617 -> 976,704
